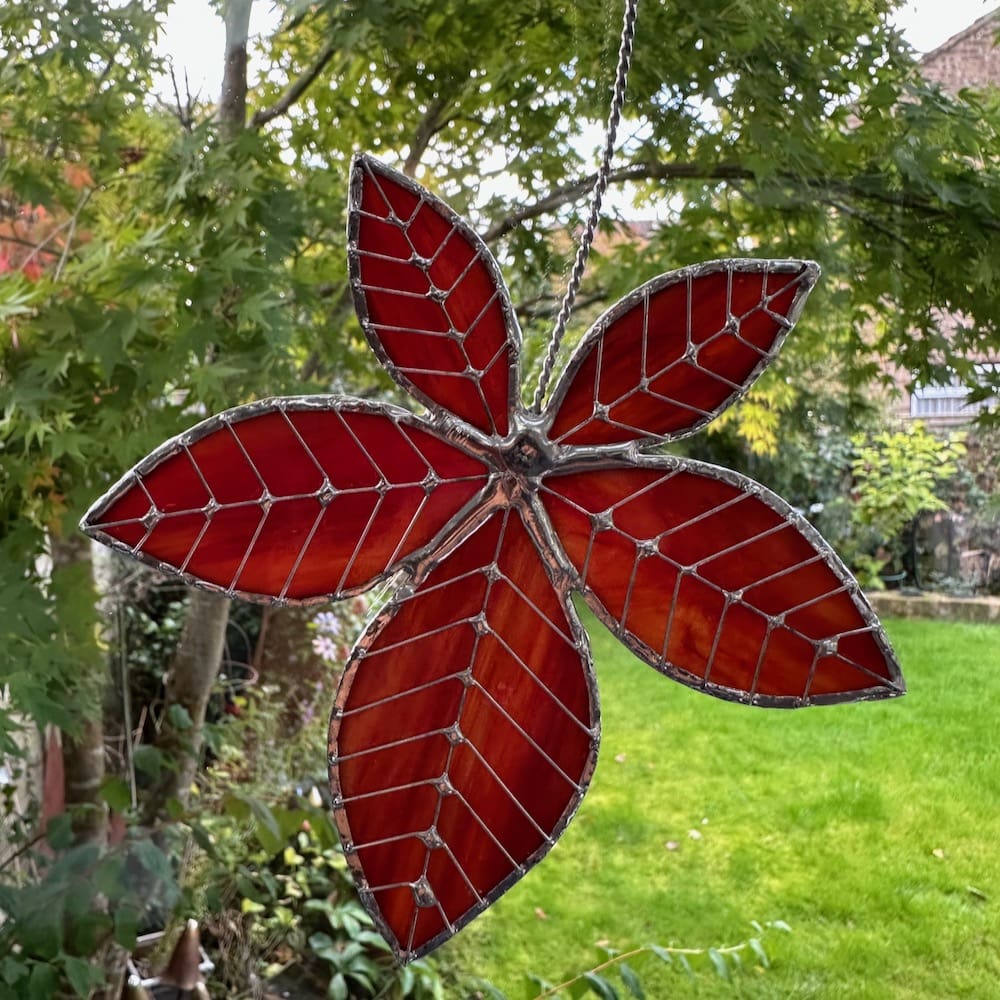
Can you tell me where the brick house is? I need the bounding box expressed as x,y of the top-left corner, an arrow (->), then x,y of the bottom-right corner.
919,7 -> 1000,91
891,8 -> 1000,428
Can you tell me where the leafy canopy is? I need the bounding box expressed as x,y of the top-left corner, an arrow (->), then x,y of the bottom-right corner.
2,0 -> 999,725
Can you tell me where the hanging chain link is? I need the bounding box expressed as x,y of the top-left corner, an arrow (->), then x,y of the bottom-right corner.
531,0 -> 640,412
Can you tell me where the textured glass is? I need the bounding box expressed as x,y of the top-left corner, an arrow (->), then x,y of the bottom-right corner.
351,157 -> 519,437
84,400 -> 490,602
82,154 -> 905,963
332,508 -> 597,956
543,464 -> 896,700
547,262 -> 810,445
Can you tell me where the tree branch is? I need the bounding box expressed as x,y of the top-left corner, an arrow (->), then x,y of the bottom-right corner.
168,64 -> 195,132
142,589 -> 230,824
824,198 -> 922,259
482,158 -> 1000,244
825,178 -> 1000,231
402,96 -> 451,177
515,289 -> 607,321
482,161 -> 753,243
251,38 -> 339,129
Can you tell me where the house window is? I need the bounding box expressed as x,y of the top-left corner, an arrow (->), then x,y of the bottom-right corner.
911,364 -> 997,419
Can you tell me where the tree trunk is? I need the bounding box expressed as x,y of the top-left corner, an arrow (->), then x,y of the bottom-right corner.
141,0 -> 253,824
143,589 -> 231,823
219,0 -> 252,140
50,532 -> 107,846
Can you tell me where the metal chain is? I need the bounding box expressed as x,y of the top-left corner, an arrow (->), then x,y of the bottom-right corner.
531,0 -> 640,412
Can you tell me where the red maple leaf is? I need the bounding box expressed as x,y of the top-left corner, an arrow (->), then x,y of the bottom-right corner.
82,156 -> 903,961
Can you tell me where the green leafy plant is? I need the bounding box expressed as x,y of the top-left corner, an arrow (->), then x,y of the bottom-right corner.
847,422 -> 965,586
473,921 -> 790,999
192,788 -> 444,999
0,826 -> 178,1000
4,0 -> 1000,992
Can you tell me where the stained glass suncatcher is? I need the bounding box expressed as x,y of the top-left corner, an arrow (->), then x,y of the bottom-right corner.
82,155 -> 904,962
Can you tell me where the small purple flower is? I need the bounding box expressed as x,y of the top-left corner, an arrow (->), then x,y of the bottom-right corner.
312,634 -> 338,662
313,611 -> 341,636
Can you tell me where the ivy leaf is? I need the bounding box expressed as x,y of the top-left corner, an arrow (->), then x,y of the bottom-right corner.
27,963 -> 57,1000
229,792 -> 284,856
113,904 -> 140,950
0,957 -> 26,987
63,955 -> 102,998
130,839 -> 175,889
132,744 -> 166,778
99,776 -> 132,813
166,704 -> 193,731
45,813 -> 73,851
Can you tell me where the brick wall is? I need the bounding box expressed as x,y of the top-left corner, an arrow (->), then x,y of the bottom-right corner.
919,9 -> 1000,92
888,10 -> 1000,431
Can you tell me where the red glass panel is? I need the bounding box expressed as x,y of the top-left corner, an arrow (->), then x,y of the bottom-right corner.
546,260 -> 818,446
351,155 -> 518,437
542,460 -> 903,705
330,507 -> 598,960
81,401 -> 489,602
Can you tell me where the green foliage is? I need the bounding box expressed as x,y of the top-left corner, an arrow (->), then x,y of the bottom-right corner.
0,2 -> 317,736
193,792 -> 445,998
3,0 -> 999,729
474,920 -> 789,998
3,0 -> 1000,992
845,422 -> 966,585
0,834 -> 177,999
456,616 -> 1000,999
851,422 -> 965,540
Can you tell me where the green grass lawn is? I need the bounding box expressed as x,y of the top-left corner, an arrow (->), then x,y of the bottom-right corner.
444,616 -> 1000,999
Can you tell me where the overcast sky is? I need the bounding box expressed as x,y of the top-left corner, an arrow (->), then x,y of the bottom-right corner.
897,0 -> 996,50
157,1 -> 1000,103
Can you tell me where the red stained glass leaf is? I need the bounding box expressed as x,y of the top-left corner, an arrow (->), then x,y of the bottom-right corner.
350,155 -> 519,437
329,507 -> 598,961
542,458 -> 904,706
81,399 -> 489,602
546,259 -> 818,446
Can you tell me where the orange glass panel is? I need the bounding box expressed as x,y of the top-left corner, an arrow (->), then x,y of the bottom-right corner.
351,155 -> 517,437
81,401 -> 489,601
546,260 -> 817,446
542,461 -> 903,705
330,507 -> 598,960
79,147 -> 908,966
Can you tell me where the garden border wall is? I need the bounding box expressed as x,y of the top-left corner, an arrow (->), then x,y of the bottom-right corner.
868,591 -> 1000,624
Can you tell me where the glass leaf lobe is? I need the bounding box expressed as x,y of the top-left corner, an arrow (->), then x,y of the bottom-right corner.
542,457 -> 903,706
350,155 -> 520,438
546,259 -> 818,446
329,506 -> 599,961
80,398 -> 490,603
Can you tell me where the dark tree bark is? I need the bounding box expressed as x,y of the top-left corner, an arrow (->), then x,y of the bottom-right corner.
143,589 -> 231,823
143,0 -> 253,822
218,0 -> 251,140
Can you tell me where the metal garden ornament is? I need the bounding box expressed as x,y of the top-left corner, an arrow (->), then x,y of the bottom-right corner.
82,0 -> 904,965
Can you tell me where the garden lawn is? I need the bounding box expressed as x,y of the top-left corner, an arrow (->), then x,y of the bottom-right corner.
446,616 -> 1000,999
